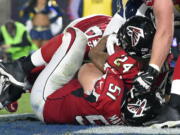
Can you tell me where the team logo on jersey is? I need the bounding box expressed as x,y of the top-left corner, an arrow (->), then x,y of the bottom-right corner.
127,26 -> 144,47
127,99 -> 149,118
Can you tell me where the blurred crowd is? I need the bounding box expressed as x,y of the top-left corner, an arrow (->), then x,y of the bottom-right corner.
0,0 -> 179,64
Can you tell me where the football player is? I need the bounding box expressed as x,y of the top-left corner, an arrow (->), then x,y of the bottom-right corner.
0,14 -> 112,111
30,16 -> 163,125
104,0 -> 174,96
1,16 -> 168,126
87,16 -> 170,126
0,0 -> 175,114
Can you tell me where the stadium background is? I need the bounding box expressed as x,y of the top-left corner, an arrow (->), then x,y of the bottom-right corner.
0,0 -> 68,25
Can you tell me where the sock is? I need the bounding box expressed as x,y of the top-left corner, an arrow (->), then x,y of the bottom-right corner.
31,49 -> 47,67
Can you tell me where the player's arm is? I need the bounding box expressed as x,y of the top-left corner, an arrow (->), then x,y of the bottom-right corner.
88,36 -> 109,72
132,1 -> 174,94
150,0 -> 174,70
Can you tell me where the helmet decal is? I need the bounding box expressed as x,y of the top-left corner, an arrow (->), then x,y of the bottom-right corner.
127,99 -> 150,118
127,26 -> 144,47
117,16 -> 156,59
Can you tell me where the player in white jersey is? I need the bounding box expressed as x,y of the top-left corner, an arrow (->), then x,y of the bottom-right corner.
0,15 -> 111,111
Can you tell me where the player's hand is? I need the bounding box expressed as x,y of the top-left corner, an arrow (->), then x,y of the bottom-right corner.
132,65 -> 159,97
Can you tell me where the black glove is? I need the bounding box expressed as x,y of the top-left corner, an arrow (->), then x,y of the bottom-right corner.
131,65 -> 159,97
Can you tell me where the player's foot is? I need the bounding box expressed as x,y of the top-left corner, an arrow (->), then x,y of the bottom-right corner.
0,60 -> 27,89
0,84 -> 24,110
5,101 -> 18,113
143,104 -> 180,128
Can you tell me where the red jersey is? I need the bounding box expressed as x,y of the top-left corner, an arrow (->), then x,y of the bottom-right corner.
43,46 -> 170,125
43,74 -> 126,125
40,15 -> 111,63
72,15 -> 111,58
105,49 -> 141,90
41,15 -> 169,126
105,48 -> 170,91
43,49 -> 141,125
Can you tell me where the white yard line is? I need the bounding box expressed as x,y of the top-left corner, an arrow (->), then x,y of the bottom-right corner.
75,125 -> 180,134
0,113 -> 37,121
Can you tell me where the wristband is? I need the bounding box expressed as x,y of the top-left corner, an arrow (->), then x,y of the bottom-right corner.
149,64 -> 160,72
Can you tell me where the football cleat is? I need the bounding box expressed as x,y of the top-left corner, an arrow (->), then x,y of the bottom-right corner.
5,101 -> 18,113
0,83 -> 24,110
143,104 -> 180,128
0,61 -> 29,90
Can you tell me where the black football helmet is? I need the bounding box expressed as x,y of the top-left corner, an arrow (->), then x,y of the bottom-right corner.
117,16 -> 156,59
122,92 -> 162,126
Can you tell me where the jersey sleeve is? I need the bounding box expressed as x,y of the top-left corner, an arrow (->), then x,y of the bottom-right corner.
104,49 -> 140,84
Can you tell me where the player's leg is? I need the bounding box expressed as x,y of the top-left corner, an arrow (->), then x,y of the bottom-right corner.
0,33 -> 64,87
30,27 -> 87,121
144,56 -> 180,128
0,27 -> 86,111
0,35 -> 62,111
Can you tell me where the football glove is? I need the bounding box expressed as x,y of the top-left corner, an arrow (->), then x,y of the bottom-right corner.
132,65 -> 159,97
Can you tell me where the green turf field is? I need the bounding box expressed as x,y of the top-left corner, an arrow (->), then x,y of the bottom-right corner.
0,93 -> 33,114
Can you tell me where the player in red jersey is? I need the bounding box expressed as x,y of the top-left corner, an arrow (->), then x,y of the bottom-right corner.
0,15 -> 111,110
0,16 -> 169,126
104,0 -> 174,96
34,16 -> 162,125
